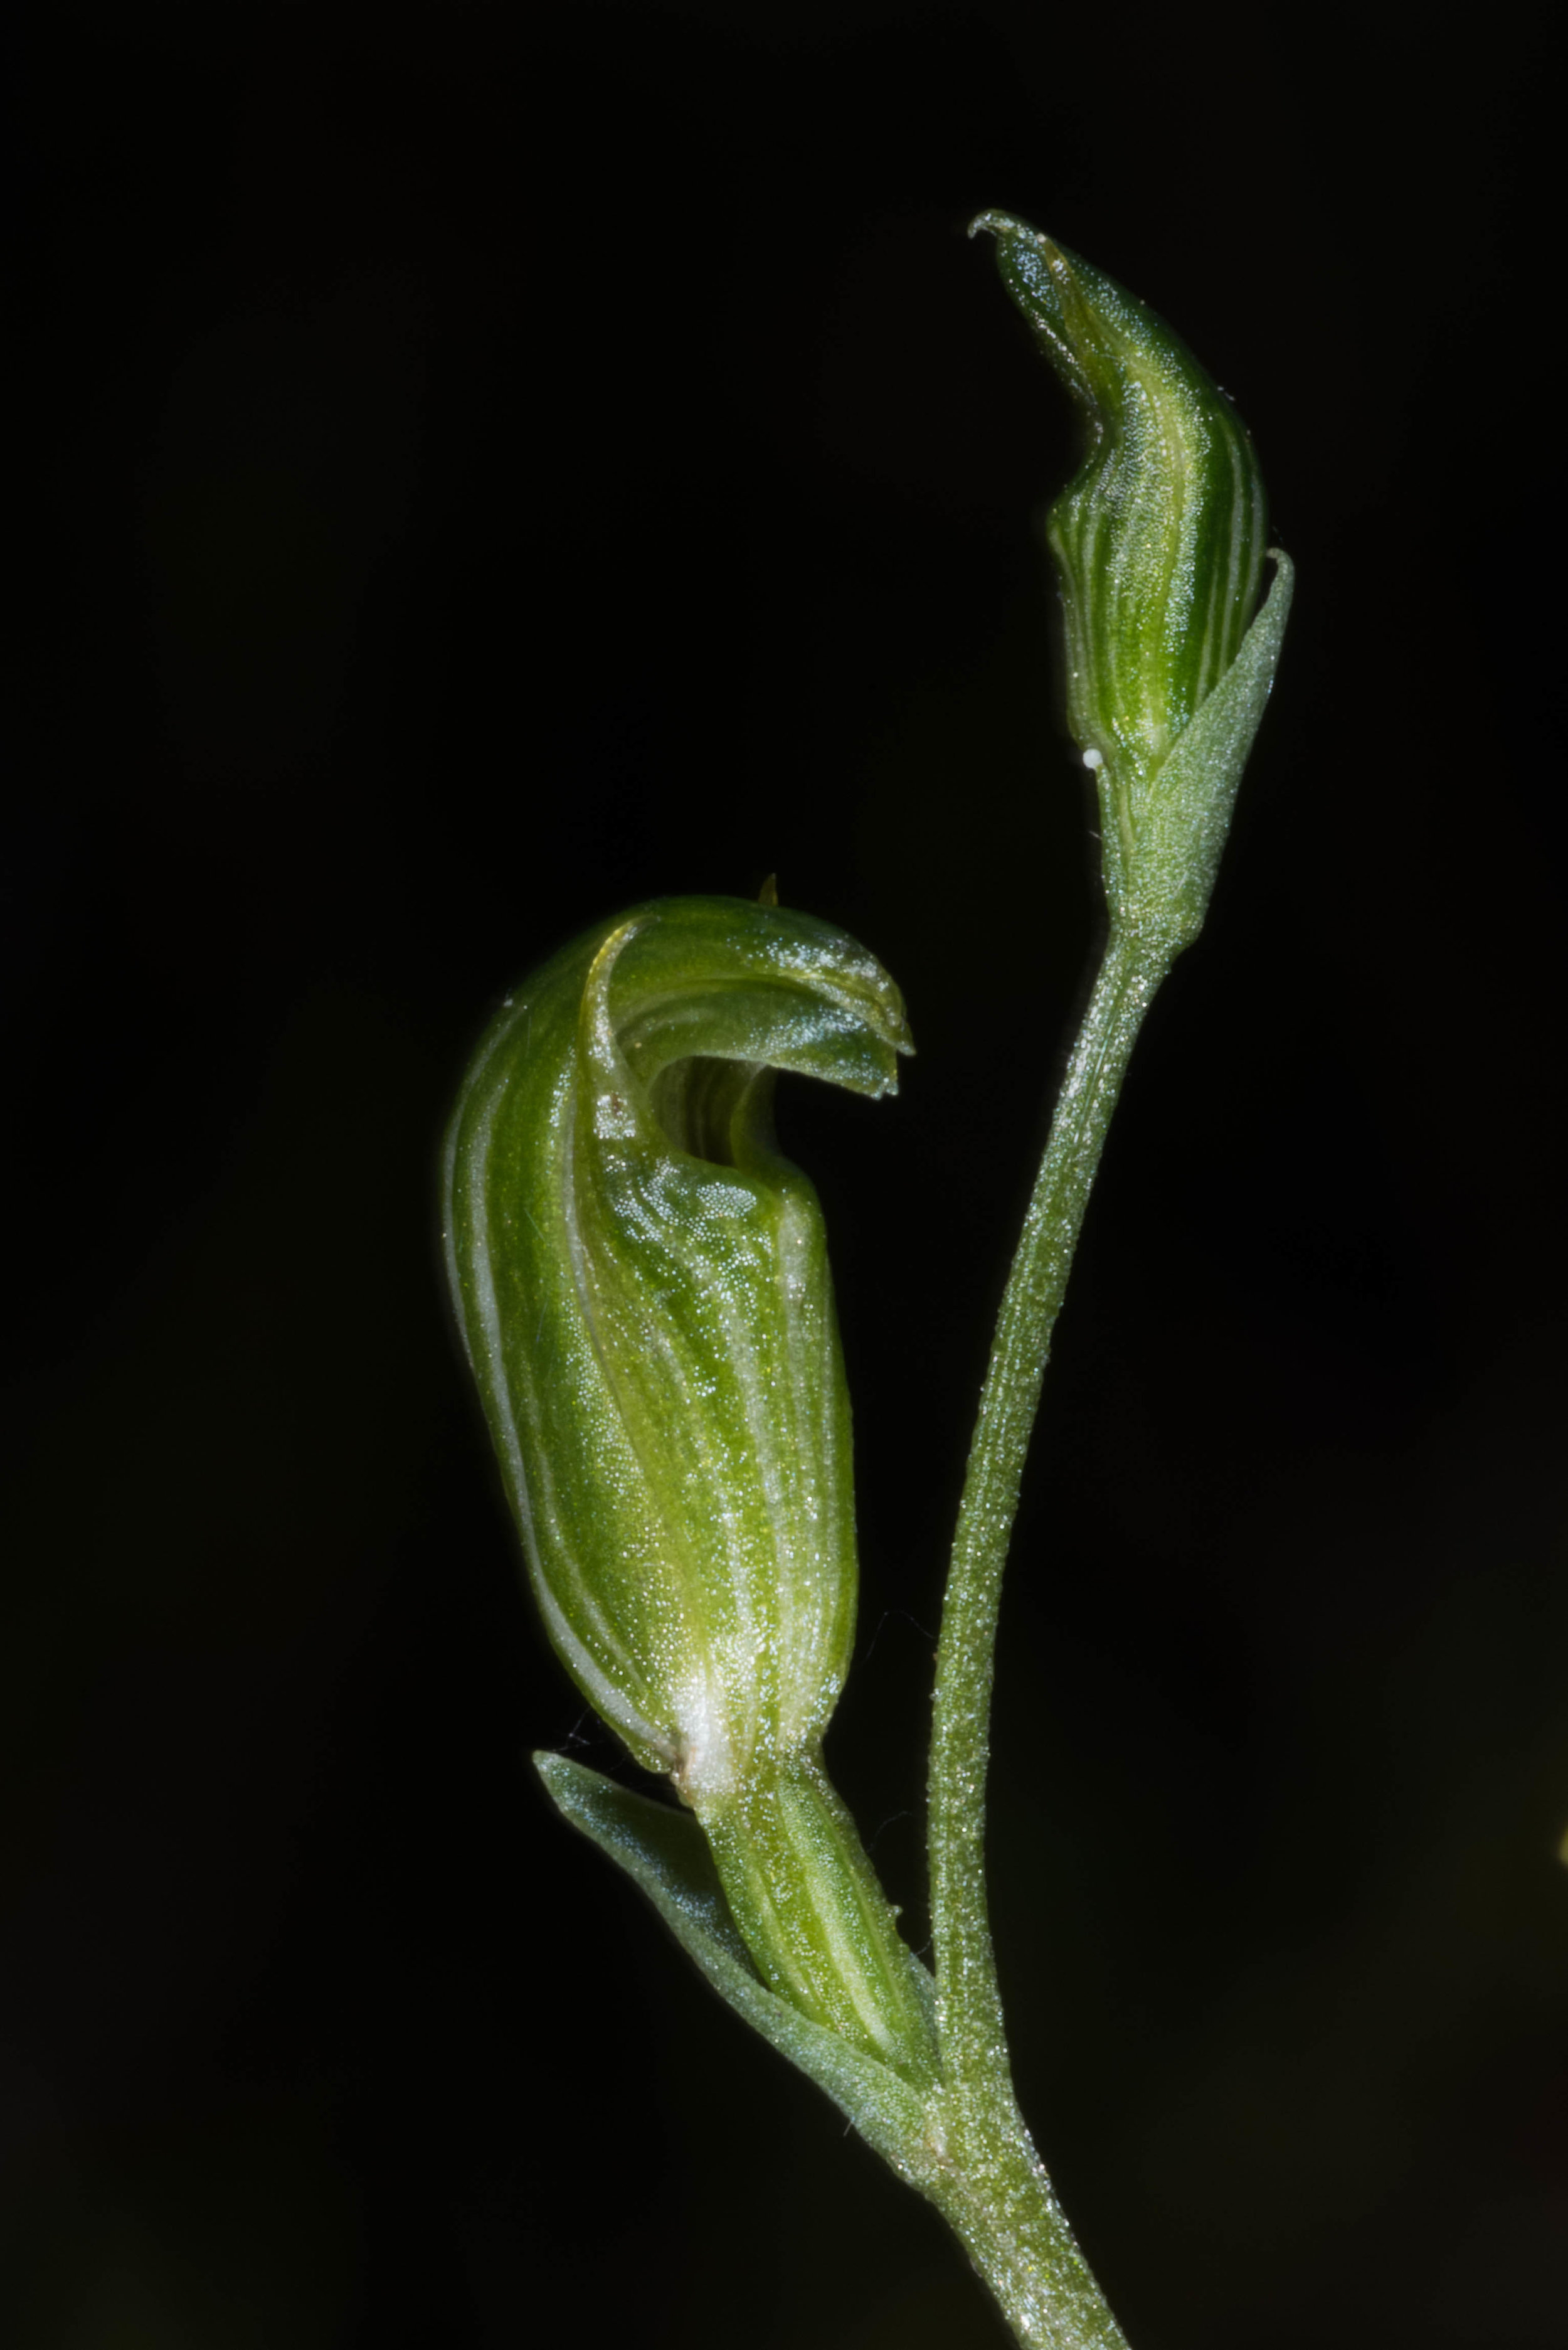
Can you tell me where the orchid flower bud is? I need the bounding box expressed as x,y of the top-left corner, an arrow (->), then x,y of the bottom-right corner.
442,895 -> 910,1806
443,897 -> 936,2076
974,211 -> 1293,952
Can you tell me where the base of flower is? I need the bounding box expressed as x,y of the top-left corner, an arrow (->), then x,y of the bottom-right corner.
695,1743 -> 940,2087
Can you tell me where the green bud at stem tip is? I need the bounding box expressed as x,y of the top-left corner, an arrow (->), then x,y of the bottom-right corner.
972,210 -> 1290,955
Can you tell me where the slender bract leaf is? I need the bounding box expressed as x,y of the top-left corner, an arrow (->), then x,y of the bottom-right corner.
1126,548 -> 1294,947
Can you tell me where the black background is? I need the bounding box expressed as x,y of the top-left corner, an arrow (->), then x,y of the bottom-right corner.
6,4 -> 1566,2346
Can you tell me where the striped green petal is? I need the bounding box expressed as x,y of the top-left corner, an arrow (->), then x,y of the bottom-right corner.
442,896 -> 911,1804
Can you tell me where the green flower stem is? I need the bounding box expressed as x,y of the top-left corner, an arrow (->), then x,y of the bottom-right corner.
926,917 -> 1173,2347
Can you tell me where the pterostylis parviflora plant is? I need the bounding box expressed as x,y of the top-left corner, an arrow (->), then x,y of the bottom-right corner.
442,213 -> 1292,2347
